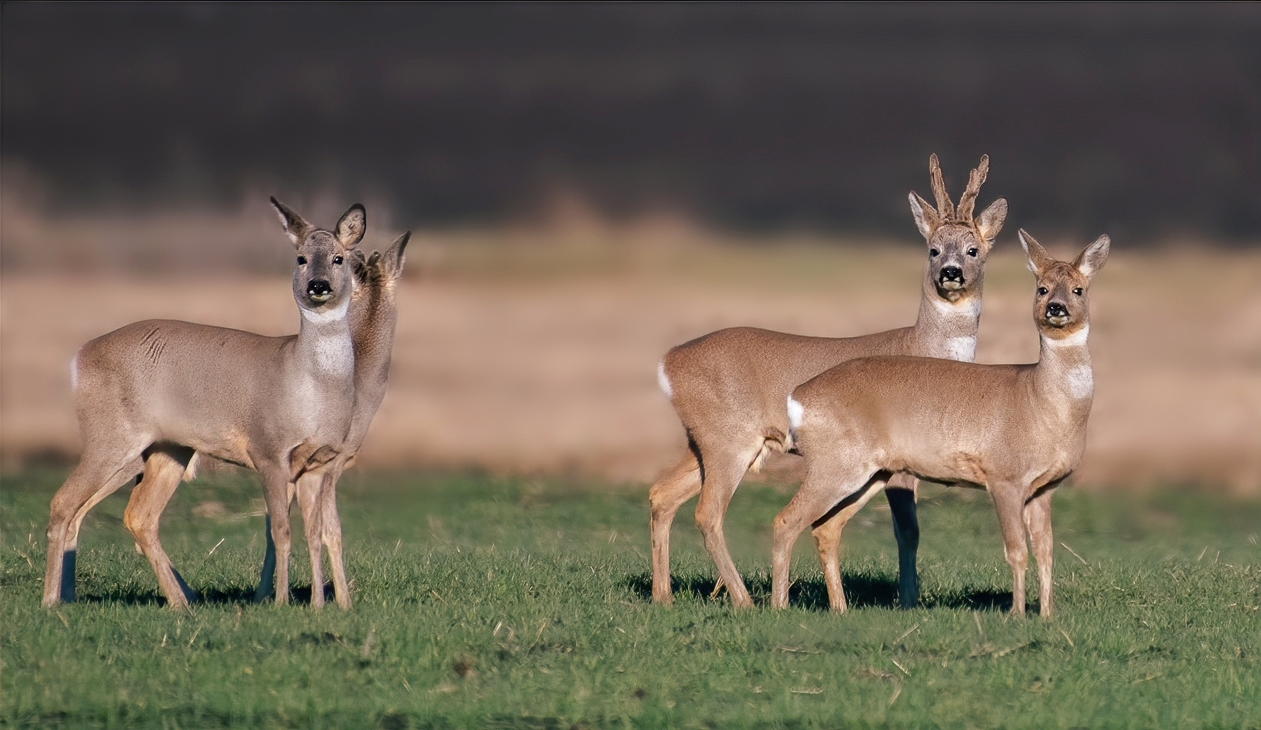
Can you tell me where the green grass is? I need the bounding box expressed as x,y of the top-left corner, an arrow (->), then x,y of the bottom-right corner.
2,468 -> 1259,729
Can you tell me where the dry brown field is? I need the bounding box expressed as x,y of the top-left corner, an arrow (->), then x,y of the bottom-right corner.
3,223 -> 1259,492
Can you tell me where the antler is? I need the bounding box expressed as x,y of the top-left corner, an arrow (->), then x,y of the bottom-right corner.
928,154 -> 955,220
955,154 -> 990,222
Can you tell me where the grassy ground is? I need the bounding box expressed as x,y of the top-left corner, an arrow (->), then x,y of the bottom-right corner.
2,469 -> 1259,728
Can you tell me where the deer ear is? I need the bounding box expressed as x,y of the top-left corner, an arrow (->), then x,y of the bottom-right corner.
335,204 -> 366,249
1019,229 -> 1053,274
385,231 -> 410,279
1073,235 -> 1111,279
270,197 -> 313,247
908,192 -> 940,241
975,198 -> 1007,246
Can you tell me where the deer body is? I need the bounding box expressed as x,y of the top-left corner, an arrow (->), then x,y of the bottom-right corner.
776,232 -> 1110,616
650,155 -> 1006,609
42,199 -> 365,609
256,235 -> 409,608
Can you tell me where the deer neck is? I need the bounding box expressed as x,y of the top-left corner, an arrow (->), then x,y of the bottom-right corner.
295,297 -> 355,382
349,281 -> 398,392
912,276 -> 982,362
1033,326 -> 1094,421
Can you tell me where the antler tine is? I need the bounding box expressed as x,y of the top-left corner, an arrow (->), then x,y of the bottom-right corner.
928,154 -> 955,219
956,154 -> 990,221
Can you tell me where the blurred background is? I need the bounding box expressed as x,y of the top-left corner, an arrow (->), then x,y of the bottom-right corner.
3,4 -> 1259,490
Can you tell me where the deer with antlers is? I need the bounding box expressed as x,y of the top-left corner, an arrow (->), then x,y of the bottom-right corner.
650,154 -> 1006,609
777,231 -> 1110,616
43,199 -> 363,609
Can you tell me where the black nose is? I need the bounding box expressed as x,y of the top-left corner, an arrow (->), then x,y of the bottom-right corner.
940,266 -> 963,282
307,280 -> 331,297
1046,302 -> 1068,319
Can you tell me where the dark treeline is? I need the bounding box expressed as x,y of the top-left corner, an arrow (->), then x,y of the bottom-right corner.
3,3 -> 1259,242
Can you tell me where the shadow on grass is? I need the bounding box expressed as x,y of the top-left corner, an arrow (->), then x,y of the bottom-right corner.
626,573 -> 1018,612
76,583 -> 335,607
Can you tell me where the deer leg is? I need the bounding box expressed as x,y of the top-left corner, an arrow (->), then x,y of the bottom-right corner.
885,473 -> 921,609
320,465 -> 352,609
773,464 -> 882,610
694,442 -> 762,608
810,476 -> 889,613
43,447 -> 145,607
1024,487 -> 1056,618
992,487 -> 1030,615
257,462 -> 293,605
123,447 -> 197,609
254,514 -> 277,603
294,471 -> 325,608
648,451 -> 702,605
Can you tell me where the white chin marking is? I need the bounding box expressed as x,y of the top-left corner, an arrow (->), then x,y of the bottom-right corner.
1066,364 -> 1094,400
787,396 -> 805,431
1043,326 -> 1089,348
301,297 -> 350,325
657,360 -> 673,400
945,336 -> 976,362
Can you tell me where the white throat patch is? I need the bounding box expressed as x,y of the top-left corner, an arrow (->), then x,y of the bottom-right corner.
1042,325 -> 1090,349
1065,364 -> 1094,400
301,297 -> 351,325
931,295 -> 980,321
945,335 -> 977,362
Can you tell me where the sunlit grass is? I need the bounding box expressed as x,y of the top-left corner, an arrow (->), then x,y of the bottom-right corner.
2,469 -> 1259,728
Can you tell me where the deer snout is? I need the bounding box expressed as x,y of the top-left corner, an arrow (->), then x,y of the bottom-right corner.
306,280 -> 333,301
938,266 -> 965,289
1045,302 -> 1069,324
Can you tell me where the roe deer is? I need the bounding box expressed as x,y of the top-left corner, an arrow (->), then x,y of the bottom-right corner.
777,231 -> 1110,616
253,232 -> 409,608
42,199 -> 364,609
651,154 -> 1006,608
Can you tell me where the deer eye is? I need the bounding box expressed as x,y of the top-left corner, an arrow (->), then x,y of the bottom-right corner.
1037,287 -> 1048,296
967,247 -> 979,257
296,256 -> 307,265
333,255 -> 344,265
1073,287 -> 1083,296
929,248 -> 940,257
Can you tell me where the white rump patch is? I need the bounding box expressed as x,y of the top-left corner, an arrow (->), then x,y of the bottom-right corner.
1065,364 -> 1094,400
787,396 -> 805,431
945,335 -> 977,362
300,297 -> 351,325
656,360 -> 673,400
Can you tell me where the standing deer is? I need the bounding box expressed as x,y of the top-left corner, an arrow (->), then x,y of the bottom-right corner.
42,199 -> 364,609
252,232 -> 409,608
777,231 -> 1110,616
651,154 -> 1007,608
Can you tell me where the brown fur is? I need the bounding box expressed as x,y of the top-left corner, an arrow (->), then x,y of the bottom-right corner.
649,155 -> 1006,607
777,231 -> 1111,616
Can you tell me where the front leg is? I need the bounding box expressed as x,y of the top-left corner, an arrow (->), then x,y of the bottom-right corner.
1023,487 -> 1057,617
991,486 -> 1029,616
258,463 -> 294,605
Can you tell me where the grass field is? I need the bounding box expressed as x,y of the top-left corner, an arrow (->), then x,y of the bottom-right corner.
2,469 -> 1259,728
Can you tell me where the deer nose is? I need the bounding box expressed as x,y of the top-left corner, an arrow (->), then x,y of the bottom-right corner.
940,266 -> 963,283
1046,302 -> 1068,319
307,280 -> 332,297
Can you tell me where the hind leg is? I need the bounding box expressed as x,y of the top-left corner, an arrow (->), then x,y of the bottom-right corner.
43,445 -> 145,607
694,439 -> 766,608
124,446 -> 197,609
810,477 -> 889,613
885,473 -> 921,608
648,451 -> 702,605
773,461 -> 883,610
